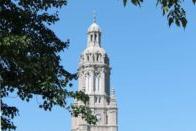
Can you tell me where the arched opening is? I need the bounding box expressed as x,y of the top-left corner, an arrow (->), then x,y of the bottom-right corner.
94,34 -> 97,42
96,54 -> 99,61
85,73 -> 89,93
87,54 -> 89,61
106,114 -> 108,124
92,54 -> 95,62
99,97 -> 101,103
95,73 -> 100,92
90,34 -> 93,41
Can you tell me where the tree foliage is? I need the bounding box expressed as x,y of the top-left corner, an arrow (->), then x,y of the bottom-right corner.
123,0 -> 196,28
0,0 -> 96,130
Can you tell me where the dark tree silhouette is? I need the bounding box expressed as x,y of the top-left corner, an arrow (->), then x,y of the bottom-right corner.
0,1 -> 96,130
123,0 -> 196,28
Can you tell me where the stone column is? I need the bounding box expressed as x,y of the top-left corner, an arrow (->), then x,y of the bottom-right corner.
100,69 -> 105,95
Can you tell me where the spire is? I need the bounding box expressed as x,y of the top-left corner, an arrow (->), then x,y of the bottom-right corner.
110,88 -> 117,107
93,10 -> 96,23
111,88 -> 116,99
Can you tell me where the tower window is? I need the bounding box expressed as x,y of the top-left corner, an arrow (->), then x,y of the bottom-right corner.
106,114 -> 108,124
96,54 -> 99,61
95,73 -> 100,92
95,34 -> 97,42
93,54 -> 95,62
90,34 -> 93,41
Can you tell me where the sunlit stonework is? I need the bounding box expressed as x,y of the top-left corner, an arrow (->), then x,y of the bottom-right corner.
71,17 -> 118,131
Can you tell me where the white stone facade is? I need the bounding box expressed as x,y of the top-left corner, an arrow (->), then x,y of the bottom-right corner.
71,19 -> 118,131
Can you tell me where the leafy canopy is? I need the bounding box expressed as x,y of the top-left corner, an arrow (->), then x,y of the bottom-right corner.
0,0 -> 96,130
123,0 -> 196,28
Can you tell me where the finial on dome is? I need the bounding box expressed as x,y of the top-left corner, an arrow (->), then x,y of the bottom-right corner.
93,10 -> 96,23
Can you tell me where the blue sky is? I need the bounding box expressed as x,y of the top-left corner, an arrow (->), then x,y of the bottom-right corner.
7,0 -> 196,131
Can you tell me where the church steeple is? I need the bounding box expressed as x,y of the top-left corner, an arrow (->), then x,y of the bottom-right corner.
87,17 -> 101,47
72,17 -> 118,131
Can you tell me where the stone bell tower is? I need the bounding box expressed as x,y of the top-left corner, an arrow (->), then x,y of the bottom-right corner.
71,17 -> 118,131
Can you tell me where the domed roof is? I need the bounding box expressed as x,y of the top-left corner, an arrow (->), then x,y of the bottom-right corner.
88,22 -> 101,33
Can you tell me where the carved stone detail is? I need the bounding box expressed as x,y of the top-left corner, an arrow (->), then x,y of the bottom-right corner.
72,19 -> 117,131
